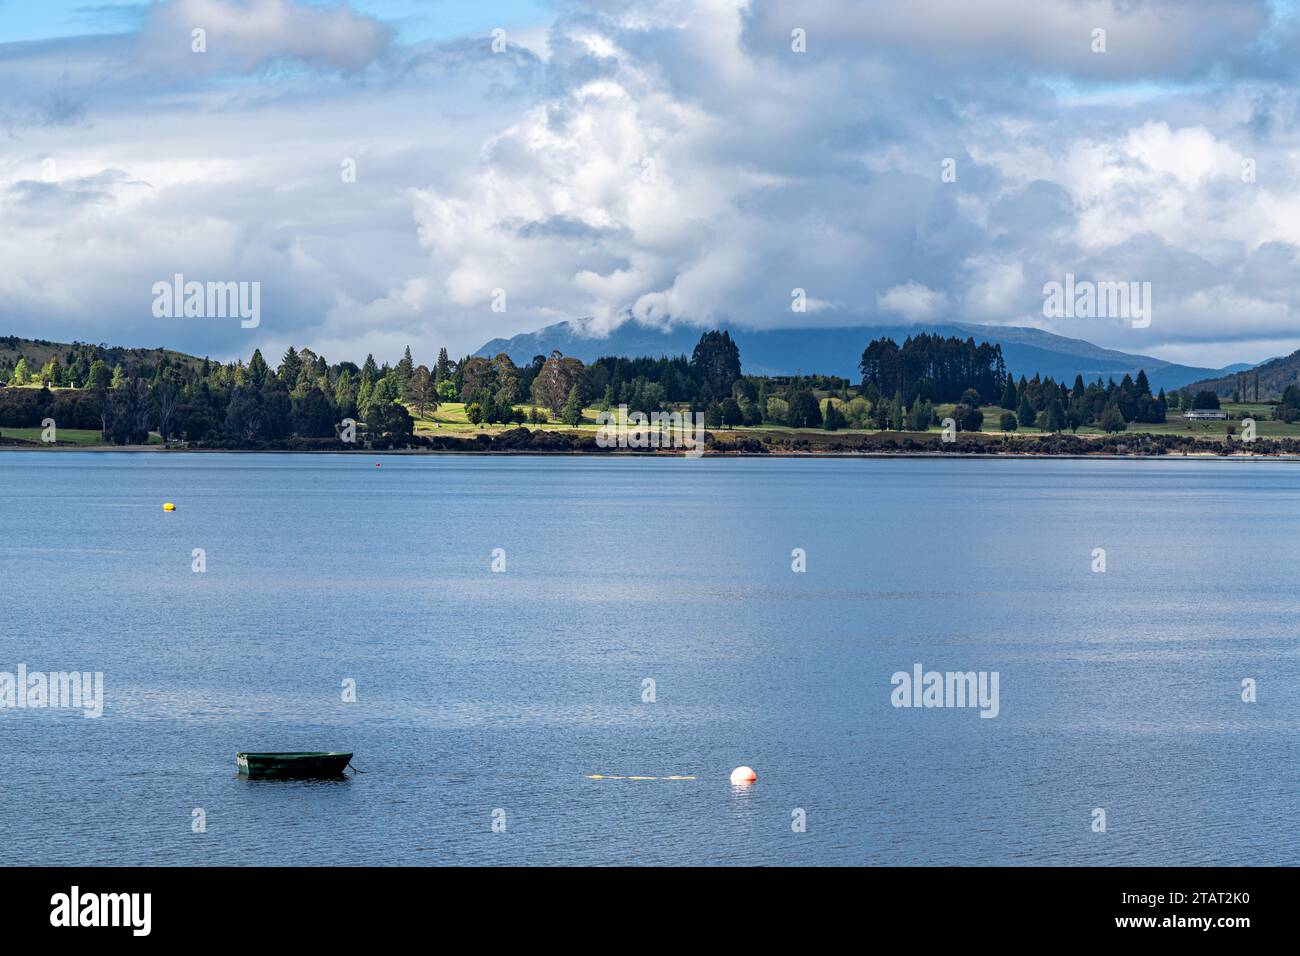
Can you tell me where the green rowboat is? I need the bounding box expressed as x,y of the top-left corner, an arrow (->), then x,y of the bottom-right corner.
236,752 -> 353,779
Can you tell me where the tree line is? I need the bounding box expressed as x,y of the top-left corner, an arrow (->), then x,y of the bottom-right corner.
0,327 -> 1271,445
0,330 -> 760,444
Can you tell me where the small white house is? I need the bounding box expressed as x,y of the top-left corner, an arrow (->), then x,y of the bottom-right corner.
1184,409 -> 1227,420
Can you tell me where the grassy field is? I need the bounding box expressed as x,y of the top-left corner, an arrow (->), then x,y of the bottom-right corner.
0,427 -> 110,445
411,402 -> 599,435
415,399 -> 1300,443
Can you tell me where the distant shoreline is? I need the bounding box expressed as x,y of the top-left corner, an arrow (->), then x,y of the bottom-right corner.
2,443 -> 1298,462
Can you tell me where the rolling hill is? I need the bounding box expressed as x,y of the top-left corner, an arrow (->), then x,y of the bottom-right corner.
1184,347 -> 1300,399
0,336 -> 206,379
475,320 -> 1254,392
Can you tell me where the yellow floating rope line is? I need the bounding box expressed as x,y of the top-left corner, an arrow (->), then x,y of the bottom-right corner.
586,774 -> 697,780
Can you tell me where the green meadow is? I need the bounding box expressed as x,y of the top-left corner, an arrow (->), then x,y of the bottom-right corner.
0,428 -> 161,446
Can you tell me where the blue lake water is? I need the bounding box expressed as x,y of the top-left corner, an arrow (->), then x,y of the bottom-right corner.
1,451 -> 1298,866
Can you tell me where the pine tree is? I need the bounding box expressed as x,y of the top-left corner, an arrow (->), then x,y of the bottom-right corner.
395,346 -> 415,391
1000,377 -> 1018,410
1099,401 -> 1126,433
357,374 -> 373,414
690,331 -> 742,395
906,396 -> 933,431
279,346 -> 302,385
1045,398 -> 1066,432
86,360 -> 111,390
1016,394 -> 1036,430
822,400 -> 845,431
334,369 -> 356,416
560,384 -> 584,426
247,349 -> 269,387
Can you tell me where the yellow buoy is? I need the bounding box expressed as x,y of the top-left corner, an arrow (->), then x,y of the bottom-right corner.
162,502 -> 176,511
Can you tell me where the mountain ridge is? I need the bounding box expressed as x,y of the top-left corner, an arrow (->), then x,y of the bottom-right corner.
475,319 -> 1255,392
1184,347 -> 1300,399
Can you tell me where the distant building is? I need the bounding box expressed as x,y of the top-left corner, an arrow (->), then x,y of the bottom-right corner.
1184,409 -> 1227,420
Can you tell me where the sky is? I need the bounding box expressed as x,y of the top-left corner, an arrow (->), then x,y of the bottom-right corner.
3,0 -> 1300,369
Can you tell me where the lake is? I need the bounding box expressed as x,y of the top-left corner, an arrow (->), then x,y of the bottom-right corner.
1,451 -> 1297,865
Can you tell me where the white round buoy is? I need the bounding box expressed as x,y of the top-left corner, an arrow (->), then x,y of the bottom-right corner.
730,766 -> 757,785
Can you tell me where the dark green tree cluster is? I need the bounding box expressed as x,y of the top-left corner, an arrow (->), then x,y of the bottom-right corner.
859,333 -> 1007,405
588,332 -> 856,430
167,346 -> 419,446
585,330 -> 745,413
1275,385 -> 1300,422
1000,369 -> 1165,433
588,355 -> 691,411
0,345 -> 430,446
0,385 -> 101,429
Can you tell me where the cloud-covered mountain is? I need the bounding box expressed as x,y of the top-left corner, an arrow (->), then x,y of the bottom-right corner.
475,320 -> 1254,392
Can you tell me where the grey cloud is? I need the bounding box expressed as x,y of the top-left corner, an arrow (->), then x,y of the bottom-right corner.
1238,241 -> 1300,294
988,181 -> 1075,238
513,216 -> 632,242
4,168 -> 148,214
390,33 -> 544,90
741,0 -> 1274,83
136,0 -> 394,75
